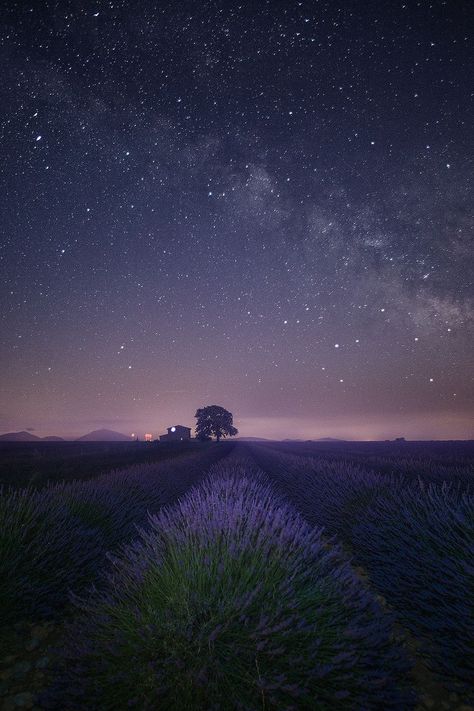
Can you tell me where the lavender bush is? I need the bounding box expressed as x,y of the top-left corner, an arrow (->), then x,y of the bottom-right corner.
353,483 -> 474,698
251,446 -> 474,699
0,446 -> 230,624
263,441 -> 474,488
0,485 -> 100,621
250,446 -> 396,540
46,458 -> 414,710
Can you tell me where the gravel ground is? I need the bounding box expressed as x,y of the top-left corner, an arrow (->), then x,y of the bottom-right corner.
0,620 -> 60,710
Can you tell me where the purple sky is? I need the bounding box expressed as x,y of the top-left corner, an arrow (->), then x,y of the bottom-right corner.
1,1 -> 473,441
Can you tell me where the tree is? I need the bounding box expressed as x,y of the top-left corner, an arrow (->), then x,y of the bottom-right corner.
194,405 -> 238,442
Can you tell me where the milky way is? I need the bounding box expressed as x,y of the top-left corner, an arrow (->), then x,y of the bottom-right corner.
1,1 -> 472,440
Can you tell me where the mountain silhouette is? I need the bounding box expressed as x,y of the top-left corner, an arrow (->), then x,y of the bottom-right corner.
0,431 -> 42,441
76,429 -> 133,442
0,432 -> 66,441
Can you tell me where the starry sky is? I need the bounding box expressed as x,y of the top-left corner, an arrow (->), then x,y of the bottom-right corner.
1,0 -> 473,441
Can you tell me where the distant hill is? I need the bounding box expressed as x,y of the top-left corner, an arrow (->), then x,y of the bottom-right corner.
0,431 -> 42,441
235,436 -> 271,441
76,429 -> 133,442
315,437 -> 347,442
0,432 -> 67,441
281,437 -> 347,442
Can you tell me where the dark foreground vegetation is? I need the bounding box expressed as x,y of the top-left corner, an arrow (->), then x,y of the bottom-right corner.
0,441 -> 472,709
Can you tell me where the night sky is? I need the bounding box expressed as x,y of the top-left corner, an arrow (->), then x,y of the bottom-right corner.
1,1 -> 473,441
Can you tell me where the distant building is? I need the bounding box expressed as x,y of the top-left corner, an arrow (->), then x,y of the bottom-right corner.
159,425 -> 192,442
144,433 -> 153,442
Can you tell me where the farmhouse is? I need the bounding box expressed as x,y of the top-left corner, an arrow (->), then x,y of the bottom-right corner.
159,425 -> 192,442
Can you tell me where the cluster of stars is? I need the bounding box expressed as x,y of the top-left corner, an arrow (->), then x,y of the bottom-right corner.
0,0 -> 471,439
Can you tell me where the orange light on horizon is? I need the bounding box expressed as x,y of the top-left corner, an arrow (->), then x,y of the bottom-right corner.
145,433 -> 153,442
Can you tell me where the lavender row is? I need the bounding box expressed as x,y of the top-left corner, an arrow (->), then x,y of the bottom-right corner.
263,441 -> 474,488
0,444 -> 232,625
44,455 -> 414,710
352,482 -> 473,696
250,446 -> 474,699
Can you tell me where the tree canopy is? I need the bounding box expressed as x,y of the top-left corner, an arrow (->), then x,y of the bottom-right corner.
194,405 -> 238,442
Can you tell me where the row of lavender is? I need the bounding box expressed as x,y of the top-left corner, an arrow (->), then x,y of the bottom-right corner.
43,455 -> 415,709
250,445 -> 474,700
264,440 -> 474,488
0,444 -> 232,624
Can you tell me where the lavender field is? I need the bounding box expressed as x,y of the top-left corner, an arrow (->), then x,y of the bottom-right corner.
0,442 -> 472,710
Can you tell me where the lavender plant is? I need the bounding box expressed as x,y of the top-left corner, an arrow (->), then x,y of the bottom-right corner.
0,446 -> 230,625
262,441 -> 474,488
353,483 -> 474,698
47,459 -> 414,710
0,485 -> 100,621
251,446 -> 474,699
250,446 -> 396,539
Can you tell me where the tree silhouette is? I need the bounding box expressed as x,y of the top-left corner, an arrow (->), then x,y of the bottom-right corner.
195,405 -> 238,442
